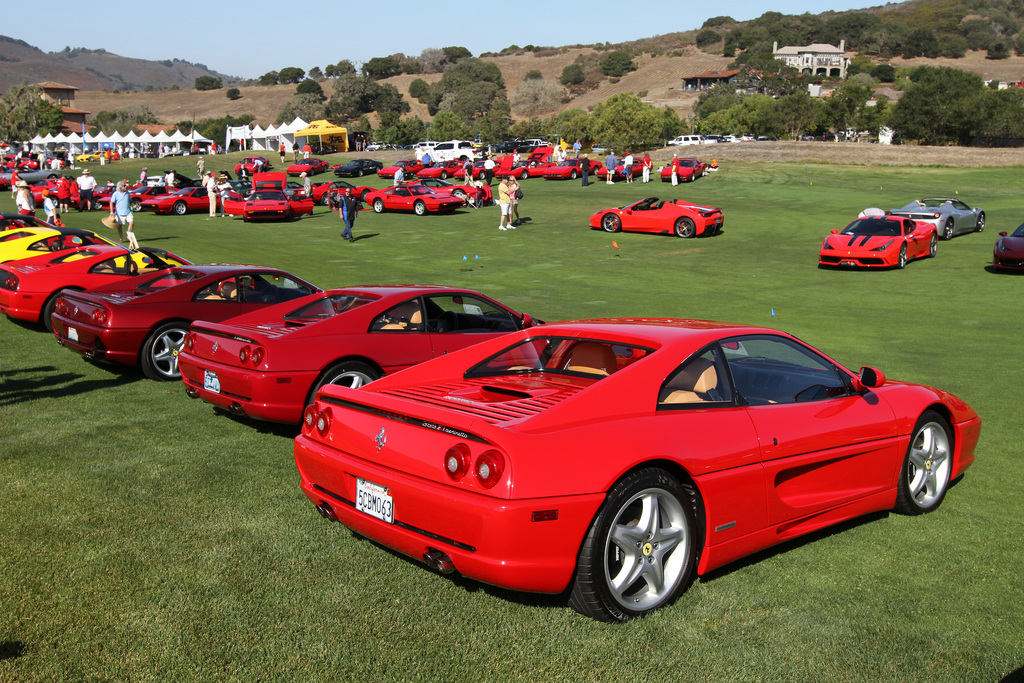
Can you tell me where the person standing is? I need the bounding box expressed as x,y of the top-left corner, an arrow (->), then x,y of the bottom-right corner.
302,143 -> 311,159
164,169 -> 176,189
339,187 -> 358,243
293,145 -> 300,163
10,168 -> 19,199
497,177 -> 512,230
581,155 -> 590,187
41,189 -> 59,225
641,153 -> 652,183
463,158 -> 473,183
76,169 -> 97,211
394,166 -> 404,186
483,156 -> 495,186
56,175 -> 72,214
217,174 -> 232,218
573,139 -> 582,157
279,142 -> 286,165
139,167 -> 148,186
302,172 -> 312,196
422,150 -> 432,168
110,180 -> 136,248
623,151 -> 634,183
670,154 -> 681,186
507,176 -> 521,227
15,181 -> 34,216
605,150 -> 617,185
205,171 -> 218,218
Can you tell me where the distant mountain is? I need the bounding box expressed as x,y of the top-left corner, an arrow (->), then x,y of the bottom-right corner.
0,36 -> 237,93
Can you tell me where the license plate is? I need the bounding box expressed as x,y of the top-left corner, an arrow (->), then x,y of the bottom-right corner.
67,326 -> 78,342
356,478 -> 394,524
204,370 -> 220,393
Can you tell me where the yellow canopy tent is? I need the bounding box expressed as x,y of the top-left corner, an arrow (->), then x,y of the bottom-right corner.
293,120 -> 349,153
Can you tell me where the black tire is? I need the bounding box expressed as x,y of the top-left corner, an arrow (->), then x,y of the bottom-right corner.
140,322 -> 189,381
414,200 -> 427,216
894,411 -> 953,515
41,289 -> 67,332
975,212 -> 985,233
130,198 -> 142,212
601,214 -> 622,233
307,360 -> 380,405
570,169 -> 578,180
173,201 -> 187,216
321,194 -> 332,207
897,244 -> 907,269
356,169 -> 363,177
943,218 -> 954,240
928,233 -> 938,258
440,170 -> 448,179
569,468 -> 698,622
521,169 -> 528,179
373,198 -> 385,213
453,189 -> 467,200
674,217 -> 696,238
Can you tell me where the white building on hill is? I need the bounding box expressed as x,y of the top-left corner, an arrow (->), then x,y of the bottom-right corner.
773,41 -> 849,78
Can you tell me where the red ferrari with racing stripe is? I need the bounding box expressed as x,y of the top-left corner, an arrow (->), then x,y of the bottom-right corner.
295,318 -> 980,621
589,197 -> 724,238
178,285 -> 541,424
51,265 -> 319,380
819,215 -> 938,269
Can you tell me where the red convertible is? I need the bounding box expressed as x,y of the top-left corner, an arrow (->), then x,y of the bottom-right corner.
0,245 -> 190,331
595,163 -> 644,182
286,158 -> 330,176
543,158 -> 602,180
234,156 -> 272,175
51,265 -> 320,380
222,190 -> 314,221
295,318 -> 980,621
140,187 -> 218,215
819,216 -> 938,269
178,284 -> 541,424
377,160 -> 424,179
660,158 -> 708,182
590,197 -> 724,238
364,185 -> 464,215
310,180 -> 373,206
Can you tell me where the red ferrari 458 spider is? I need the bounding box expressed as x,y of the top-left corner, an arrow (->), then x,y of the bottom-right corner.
294,318 -> 980,621
0,245 -> 191,330
51,265 -> 320,380
819,215 -> 938,269
659,158 -> 708,182
590,197 -> 724,238
364,185 -> 464,215
178,285 -> 541,424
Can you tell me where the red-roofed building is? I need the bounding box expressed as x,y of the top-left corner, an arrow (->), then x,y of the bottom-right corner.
33,81 -> 90,133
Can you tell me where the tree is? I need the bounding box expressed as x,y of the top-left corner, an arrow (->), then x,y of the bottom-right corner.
278,67 -> 306,84
325,60 -> 355,78
431,110 -> 471,140
987,39 -> 1011,59
737,53 -> 801,97
194,76 -> 222,91
362,56 -> 401,80
902,28 -> 940,59
226,88 -> 241,100
326,75 -> 409,121
425,58 -> 506,118
296,79 -> 325,100
258,71 -> 279,86
822,81 -> 873,135
696,83 -> 742,119
408,78 -> 430,102
88,105 -> 158,134
871,63 -> 896,83
379,116 -> 428,146
509,79 -> 564,118
589,93 -> 663,151
560,64 -> 585,86
888,66 -> 985,144
660,106 -> 686,141
442,46 -> 472,63
702,16 -> 735,28
308,66 -> 324,79
777,91 -> 819,139
276,93 -> 326,125
696,29 -> 721,48
418,48 -> 447,74
599,51 -> 636,77
0,84 -> 65,140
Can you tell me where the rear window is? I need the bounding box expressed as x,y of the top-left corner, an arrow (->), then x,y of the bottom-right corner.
284,294 -> 375,320
465,336 -> 652,380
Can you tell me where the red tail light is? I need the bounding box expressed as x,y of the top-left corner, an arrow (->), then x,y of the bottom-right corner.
252,347 -> 264,365
239,345 -> 265,366
91,307 -> 109,325
184,332 -> 194,351
4,274 -> 18,290
444,444 -> 471,481
302,405 -> 317,432
239,346 -> 250,363
315,407 -> 332,436
474,450 -> 505,489
54,297 -> 68,316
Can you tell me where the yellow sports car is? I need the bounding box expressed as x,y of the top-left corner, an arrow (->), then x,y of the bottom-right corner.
0,225 -> 119,263
75,151 -> 102,163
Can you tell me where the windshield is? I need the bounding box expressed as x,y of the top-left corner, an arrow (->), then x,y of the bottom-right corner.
841,218 -> 901,237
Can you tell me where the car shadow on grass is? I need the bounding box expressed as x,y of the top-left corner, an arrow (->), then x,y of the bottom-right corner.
0,364 -> 141,407
209,406 -> 301,437
0,640 -> 25,661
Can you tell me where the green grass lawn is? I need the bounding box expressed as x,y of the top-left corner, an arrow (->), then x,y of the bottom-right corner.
1,154 -> 1022,681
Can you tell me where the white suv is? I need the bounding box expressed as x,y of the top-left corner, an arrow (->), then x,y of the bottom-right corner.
430,140 -> 478,162
668,135 -> 706,146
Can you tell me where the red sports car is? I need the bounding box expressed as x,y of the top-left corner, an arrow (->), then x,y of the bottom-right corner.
543,158 -> 602,180
222,190 -> 314,221
140,187 -> 218,215
452,161 -> 489,181
30,179 -> 81,208
95,185 -> 176,211
51,265 -> 320,380
406,178 -> 478,200
310,180 -> 373,206
365,185 -> 464,215
178,285 -> 540,424
993,222 -> 1024,271
377,160 -> 424,179
294,318 -> 980,621
590,197 -> 724,238
0,245 -> 191,331
234,156 -> 272,175
0,213 -> 58,232
660,158 -> 708,182
414,160 -> 464,180
819,216 -> 938,269
495,159 -> 554,180
595,163 -> 644,182
286,158 -> 330,176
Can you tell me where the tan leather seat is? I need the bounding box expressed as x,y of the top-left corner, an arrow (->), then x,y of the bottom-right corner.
565,342 -> 617,376
662,358 -> 718,404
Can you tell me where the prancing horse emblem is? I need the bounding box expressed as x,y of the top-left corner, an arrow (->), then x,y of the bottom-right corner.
375,427 -> 387,452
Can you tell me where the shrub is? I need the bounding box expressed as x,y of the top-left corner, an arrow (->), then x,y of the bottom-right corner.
296,79 -> 325,99
600,51 -> 637,77
561,64 -> 585,85
226,88 -> 241,100
194,76 -> 222,91
871,63 -> 896,83
696,29 -> 722,48
524,70 -> 542,81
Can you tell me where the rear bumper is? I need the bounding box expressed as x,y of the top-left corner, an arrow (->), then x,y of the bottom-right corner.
178,353 -> 315,423
51,316 -> 144,367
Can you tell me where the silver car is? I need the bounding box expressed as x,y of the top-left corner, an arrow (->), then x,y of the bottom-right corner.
889,198 -> 985,240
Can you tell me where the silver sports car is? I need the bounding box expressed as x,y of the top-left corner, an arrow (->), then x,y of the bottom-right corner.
889,198 -> 985,240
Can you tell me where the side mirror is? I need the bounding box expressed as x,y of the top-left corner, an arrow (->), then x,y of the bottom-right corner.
858,366 -> 886,389
999,232 -> 1008,237
830,229 -> 839,235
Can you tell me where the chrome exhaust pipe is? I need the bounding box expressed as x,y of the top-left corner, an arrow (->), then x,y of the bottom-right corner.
423,549 -> 456,575
185,386 -> 199,398
315,502 -> 337,522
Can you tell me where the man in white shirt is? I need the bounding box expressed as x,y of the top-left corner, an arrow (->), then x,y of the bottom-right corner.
75,169 -> 97,211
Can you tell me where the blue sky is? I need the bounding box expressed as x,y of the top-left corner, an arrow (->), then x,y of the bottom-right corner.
8,0 -> 871,80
